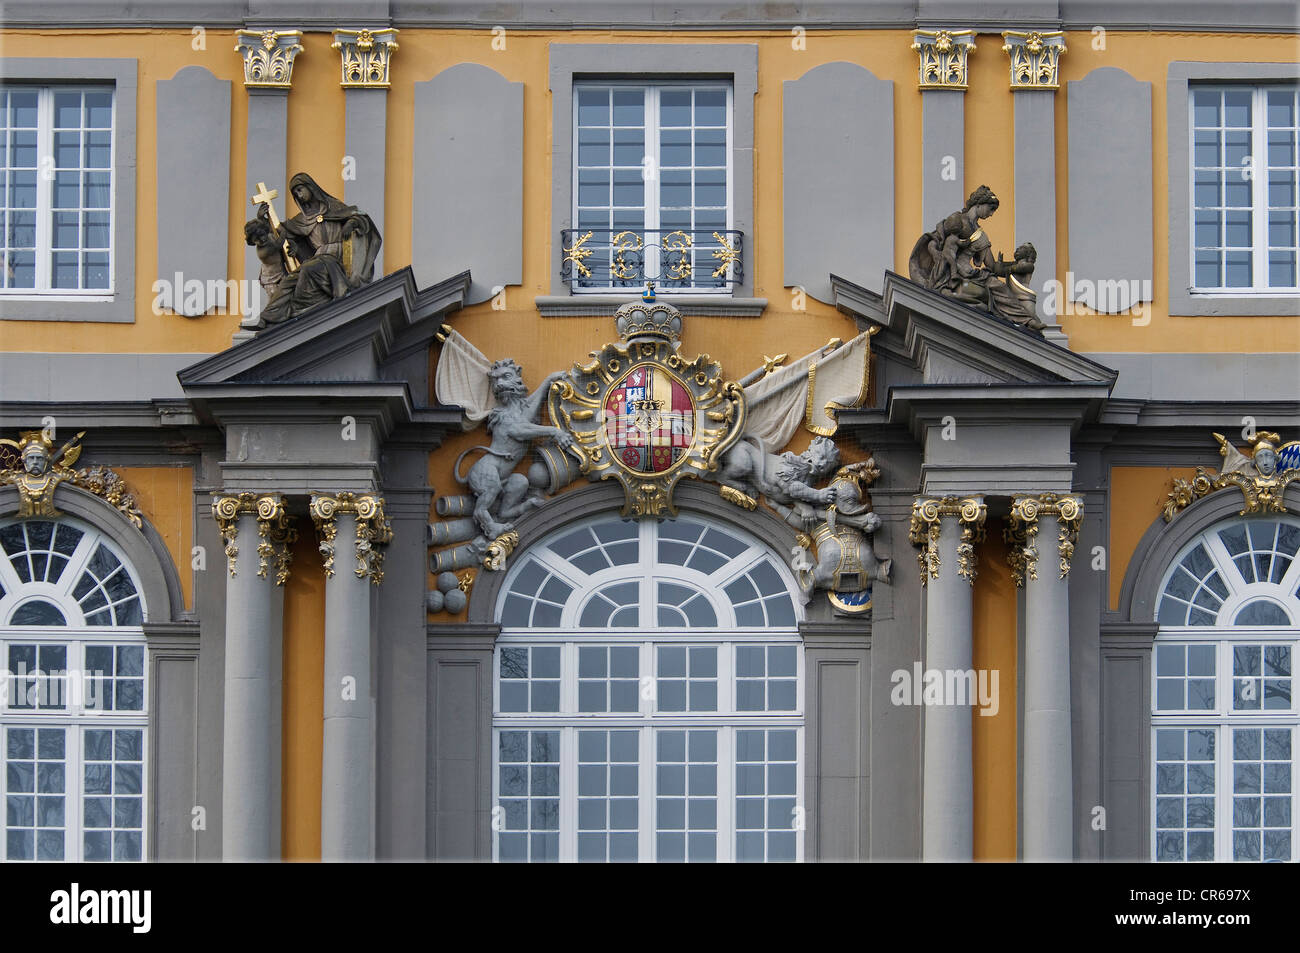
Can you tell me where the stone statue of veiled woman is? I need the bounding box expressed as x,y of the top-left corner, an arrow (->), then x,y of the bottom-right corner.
275,172 -> 382,316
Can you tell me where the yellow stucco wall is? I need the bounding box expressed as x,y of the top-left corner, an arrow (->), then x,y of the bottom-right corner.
116,464 -> 193,611
972,528 -> 1018,860
1108,464 -> 1200,610
1,27 -> 1294,356
281,529 -> 324,861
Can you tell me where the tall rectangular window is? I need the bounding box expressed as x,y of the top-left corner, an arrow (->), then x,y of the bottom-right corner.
569,83 -> 735,292
0,85 -> 113,294
1191,85 -> 1299,291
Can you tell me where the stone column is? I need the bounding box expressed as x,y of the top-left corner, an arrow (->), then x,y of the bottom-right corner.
213,493 -> 294,861
310,492 -> 392,861
910,496 -> 986,861
1007,493 -> 1082,861
1002,30 -> 1067,342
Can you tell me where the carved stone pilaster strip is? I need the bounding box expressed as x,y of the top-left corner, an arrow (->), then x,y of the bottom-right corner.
331,28 -> 399,88
235,30 -> 304,88
911,29 -> 977,90
1001,31 -> 1066,90
909,496 -> 987,586
1005,493 -> 1084,586
212,493 -> 295,582
309,492 -> 393,583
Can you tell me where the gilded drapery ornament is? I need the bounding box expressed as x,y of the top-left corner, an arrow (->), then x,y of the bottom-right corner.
331,28 -> 399,87
909,496 -> 987,586
211,493 -> 296,583
1005,494 -> 1083,586
1001,30 -> 1066,89
235,30 -> 304,88
309,493 -> 393,583
1163,431 -> 1300,521
911,29 -> 977,90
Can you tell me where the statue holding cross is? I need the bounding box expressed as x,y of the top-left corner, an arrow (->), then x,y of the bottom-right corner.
242,171 -> 383,328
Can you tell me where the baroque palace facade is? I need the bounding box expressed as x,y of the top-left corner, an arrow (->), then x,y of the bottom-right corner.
0,0 -> 1297,863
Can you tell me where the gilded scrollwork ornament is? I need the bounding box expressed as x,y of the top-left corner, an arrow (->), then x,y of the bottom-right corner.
1163,431 -> 1299,521
212,492 -> 295,582
1005,494 -> 1083,586
309,492 -> 392,583
909,496 -> 987,586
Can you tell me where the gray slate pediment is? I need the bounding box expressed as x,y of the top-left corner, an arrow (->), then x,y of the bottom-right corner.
832,271 -> 1118,389
178,268 -> 469,387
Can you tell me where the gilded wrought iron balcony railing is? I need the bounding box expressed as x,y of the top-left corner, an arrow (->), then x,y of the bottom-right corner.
561,228 -> 744,292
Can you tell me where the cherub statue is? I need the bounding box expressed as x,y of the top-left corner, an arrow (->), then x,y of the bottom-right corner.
0,430 -> 84,518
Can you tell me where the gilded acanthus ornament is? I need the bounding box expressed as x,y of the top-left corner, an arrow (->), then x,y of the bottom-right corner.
235,30 -> 304,88
909,497 -> 987,586
1163,431 -> 1300,521
911,29 -> 977,90
309,493 -> 392,583
1004,494 -> 1083,586
211,493 -> 296,583
1001,30 -> 1066,89
331,28 -> 399,87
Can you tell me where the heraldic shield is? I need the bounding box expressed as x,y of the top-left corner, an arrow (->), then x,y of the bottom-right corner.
548,300 -> 746,517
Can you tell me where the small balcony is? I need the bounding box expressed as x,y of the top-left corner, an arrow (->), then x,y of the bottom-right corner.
560,228 -> 744,293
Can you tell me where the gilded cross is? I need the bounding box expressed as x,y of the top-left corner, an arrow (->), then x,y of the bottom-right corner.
250,181 -> 299,272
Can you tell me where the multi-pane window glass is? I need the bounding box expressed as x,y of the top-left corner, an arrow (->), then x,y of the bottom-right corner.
735,728 -> 799,862
736,645 -> 798,712
498,646 -> 561,713
1,86 -> 112,292
578,729 -> 638,862
577,646 -> 639,713
573,84 -> 731,290
1152,516 -> 1299,862
1155,728 -> 1217,862
656,728 -> 718,863
1232,727 -> 1292,861
1191,85 -> 1299,290
496,730 -> 560,862
656,645 -> 717,712
0,518 -> 147,862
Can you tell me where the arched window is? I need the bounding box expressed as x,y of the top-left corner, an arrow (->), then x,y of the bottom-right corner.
493,514 -> 804,863
0,517 -> 148,862
1152,515 -> 1300,862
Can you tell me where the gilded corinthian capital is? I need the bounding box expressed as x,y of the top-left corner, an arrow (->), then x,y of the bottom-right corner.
309,492 -> 393,583
211,493 -> 296,583
1000,30 -> 1066,90
909,496 -> 987,585
331,28 -> 399,87
1004,493 -> 1083,586
911,29 -> 977,90
235,30 -> 304,89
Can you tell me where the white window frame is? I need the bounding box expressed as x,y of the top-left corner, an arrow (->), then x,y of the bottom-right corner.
570,80 -> 734,295
1150,515 -> 1300,862
0,84 -> 115,301
0,517 -> 148,862
492,515 -> 804,863
1188,83 -> 1300,296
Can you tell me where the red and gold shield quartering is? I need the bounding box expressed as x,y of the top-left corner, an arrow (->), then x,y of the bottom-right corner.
604,364 -> 695,474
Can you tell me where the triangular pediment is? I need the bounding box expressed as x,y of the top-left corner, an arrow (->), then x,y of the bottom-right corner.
178,268 -> 469,387
832,271 -> 1119,389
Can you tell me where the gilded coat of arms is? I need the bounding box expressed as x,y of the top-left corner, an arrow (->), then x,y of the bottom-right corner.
547,300 -> 746,517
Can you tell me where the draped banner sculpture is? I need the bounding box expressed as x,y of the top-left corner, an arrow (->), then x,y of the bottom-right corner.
428,298 -> 891,617
244,172 -> 382,327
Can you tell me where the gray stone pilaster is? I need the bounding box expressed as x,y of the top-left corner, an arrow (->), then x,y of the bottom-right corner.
320,510 -> 373,861
1013,90 -> 1064,342
922,90 -> 965,231
344,88 -> 386,276
242,89 -> 289,329
219,512 -> 276,861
